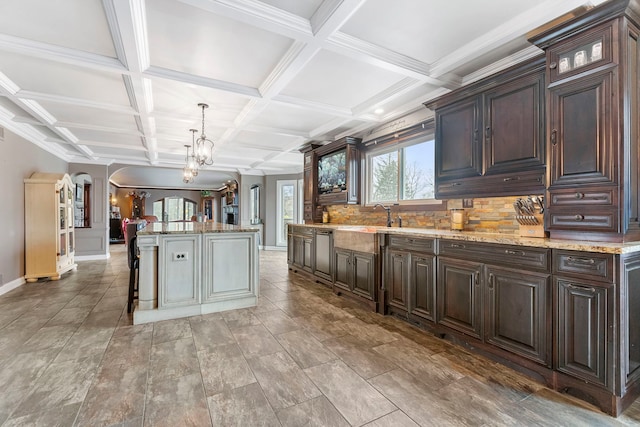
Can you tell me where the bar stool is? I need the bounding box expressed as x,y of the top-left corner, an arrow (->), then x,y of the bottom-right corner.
127,236 -> 139,313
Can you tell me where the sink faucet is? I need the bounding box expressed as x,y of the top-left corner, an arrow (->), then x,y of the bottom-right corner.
374,203 -> 393,227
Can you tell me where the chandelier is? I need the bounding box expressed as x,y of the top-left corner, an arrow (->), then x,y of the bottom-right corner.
193,103 -> 214,166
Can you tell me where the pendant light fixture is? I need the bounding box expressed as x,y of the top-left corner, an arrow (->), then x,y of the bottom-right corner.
182,144 -> 195,184
193,103 -> 214,166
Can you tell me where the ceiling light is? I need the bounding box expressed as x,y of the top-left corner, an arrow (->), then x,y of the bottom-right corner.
182,143 -> 196,184
374,108 -> 384,114
194,103 -> 214,166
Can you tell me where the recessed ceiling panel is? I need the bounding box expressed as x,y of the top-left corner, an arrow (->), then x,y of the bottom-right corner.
234,130 -> 301,151
0,0 -> 116,57
36,101 -> 139,132
0,52 -> 130,106
258,0 -> 324,19
147,0 -> 294,87
341,0 -> 537,64
281,49 -> 405,108
150,77 -> 250,123
252,102 -> 339,133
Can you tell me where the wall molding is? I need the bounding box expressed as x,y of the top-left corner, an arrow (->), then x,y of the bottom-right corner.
0,276 -> 25,296
75,253 -> 110,261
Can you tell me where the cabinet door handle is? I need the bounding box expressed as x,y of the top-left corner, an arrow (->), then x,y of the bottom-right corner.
549,61 -> 557,70
473,129 -> 478,143
575,192 -> 584,199
485,126 -> 491,139
449,243 -> 465,249
503,177 -> 519,182
551,129 -> 557,146
574,214 -> 585,221
567,256 -> 596,265
488,273 -> 495,289
566,283 -> 596,293
474,272 -> 480,287
504,249 -> 525,256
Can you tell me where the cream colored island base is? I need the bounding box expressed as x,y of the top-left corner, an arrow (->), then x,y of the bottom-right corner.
133,222 -> 259,325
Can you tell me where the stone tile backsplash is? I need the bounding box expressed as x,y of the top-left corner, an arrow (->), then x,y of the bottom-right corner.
325,196 -> 538,234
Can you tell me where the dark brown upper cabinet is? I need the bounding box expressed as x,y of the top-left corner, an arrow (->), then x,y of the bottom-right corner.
434,96 -> 482,181
483,72 -> 545,175
312,136 -> 361,207
529,0 -> 640,242
426,57 -> 546,199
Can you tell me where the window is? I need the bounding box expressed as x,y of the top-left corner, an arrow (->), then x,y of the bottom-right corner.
366,137 -> 436,205
152,197 -> 198,221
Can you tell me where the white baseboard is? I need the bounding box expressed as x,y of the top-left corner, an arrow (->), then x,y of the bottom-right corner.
75,253 -> 110,261
262,246 -> 287,251
0,276 -> 25,296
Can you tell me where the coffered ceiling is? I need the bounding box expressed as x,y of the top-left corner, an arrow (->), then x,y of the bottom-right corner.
0,0 -> 607,189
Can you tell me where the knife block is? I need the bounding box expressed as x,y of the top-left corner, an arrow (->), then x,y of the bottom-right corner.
518,213 -> 546,238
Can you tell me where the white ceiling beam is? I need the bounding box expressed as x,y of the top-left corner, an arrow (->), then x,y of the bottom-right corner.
17,90 -> 138,115
177,0 -> 313,41
0,33 -> 126,74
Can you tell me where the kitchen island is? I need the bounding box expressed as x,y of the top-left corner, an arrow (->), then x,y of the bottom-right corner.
133,221 -> 259,325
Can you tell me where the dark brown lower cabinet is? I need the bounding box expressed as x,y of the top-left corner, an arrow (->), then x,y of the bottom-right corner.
436,257 -> 483,340
409,254 -> 436,322
387,249 -> 409,312
334,248 -> 376,303
287,226 -> 313,273
384,237 -> 436,323
485,266 -> 550,366
555,277 -> 612,389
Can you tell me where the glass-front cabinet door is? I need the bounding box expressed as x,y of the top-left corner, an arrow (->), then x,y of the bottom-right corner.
548,22 -> 613,83
57,179 -> 75,261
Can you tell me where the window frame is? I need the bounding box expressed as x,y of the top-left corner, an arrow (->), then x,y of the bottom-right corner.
362,120 -> 445,210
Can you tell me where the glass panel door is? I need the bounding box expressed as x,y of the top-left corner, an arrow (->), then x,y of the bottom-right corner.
276,180 -> 298,247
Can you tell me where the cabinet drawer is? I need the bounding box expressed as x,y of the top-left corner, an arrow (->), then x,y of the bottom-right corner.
553,250 -> 614,283
549,187 -> 616,207
388,236 -> 436,254
436,170 -> 545,199
547,209 -> 618,232
439,240 -> 549,270
290,226 -> 314,236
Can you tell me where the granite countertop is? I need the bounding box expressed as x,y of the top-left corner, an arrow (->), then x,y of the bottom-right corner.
138,221 -> 259,235
292,224 -> 640,254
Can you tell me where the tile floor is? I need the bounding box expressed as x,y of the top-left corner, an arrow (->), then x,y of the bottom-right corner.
1,245 -> 640,426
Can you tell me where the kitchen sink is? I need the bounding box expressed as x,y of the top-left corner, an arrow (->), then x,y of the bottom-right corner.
334,227 -> 379,253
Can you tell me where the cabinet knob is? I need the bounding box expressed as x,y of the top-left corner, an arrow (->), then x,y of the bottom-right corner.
575,192 -> 584,199
551,129 -> 558,146
450,243 -> 465,249
549,61 -> 557,70
485,126 -> 491,139
488,273 -> 495,289
574,214 -> 584,221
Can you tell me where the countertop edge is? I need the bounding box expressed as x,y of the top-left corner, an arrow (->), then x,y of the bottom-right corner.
290,224 -> 640,254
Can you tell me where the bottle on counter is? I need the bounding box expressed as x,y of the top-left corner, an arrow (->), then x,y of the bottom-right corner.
322,209 -> 329,224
